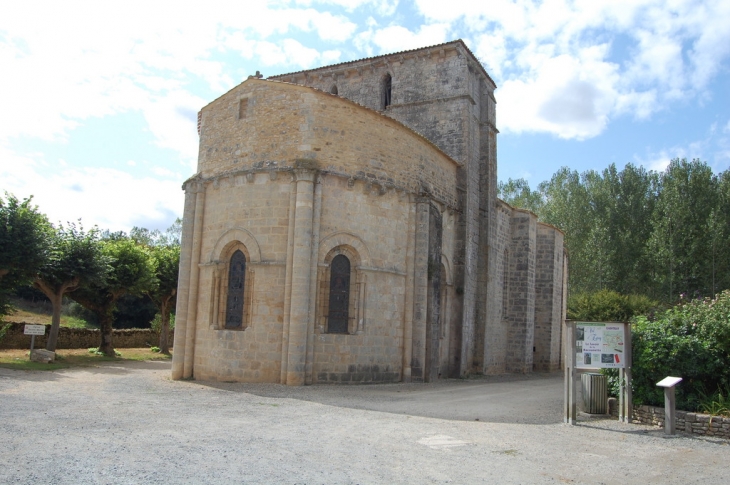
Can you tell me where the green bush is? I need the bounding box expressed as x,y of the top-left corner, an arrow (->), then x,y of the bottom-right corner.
150,312 -> 175,332
568,289 -> 658,322
630,290 -> 730,411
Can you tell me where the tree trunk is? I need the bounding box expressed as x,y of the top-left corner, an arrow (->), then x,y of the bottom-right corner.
34,279 -> 64,352
46,292 -> 63,351
159,298 -> 171,354
98,313 -> 115,357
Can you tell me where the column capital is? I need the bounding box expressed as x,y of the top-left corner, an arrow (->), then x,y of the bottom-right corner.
293,168 -> 317,183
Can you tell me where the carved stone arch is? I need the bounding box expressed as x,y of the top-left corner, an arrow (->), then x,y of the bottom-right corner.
318,232 -> 370,267
209,227 -> 262,263
440,254 -> 453,286
316,233 -> 369,336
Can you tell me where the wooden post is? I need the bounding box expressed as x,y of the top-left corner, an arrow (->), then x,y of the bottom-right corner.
665,386 -> 676,435
657,376 -> 682,435
624,323 -> 633,423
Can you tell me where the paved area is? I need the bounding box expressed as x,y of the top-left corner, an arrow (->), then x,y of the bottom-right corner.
0,361 -> 728,484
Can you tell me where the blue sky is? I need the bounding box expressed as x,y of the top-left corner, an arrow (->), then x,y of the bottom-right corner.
2,0 -> 729,232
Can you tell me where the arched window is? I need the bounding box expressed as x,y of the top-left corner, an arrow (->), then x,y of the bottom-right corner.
327,254 -> 350,333
330,84 -> 338,95
225,250 -> 246,328
382,73 -> 392,109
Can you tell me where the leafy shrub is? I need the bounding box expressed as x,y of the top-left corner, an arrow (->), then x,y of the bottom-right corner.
150,312 -> 175,332
630,290 -> 730,411
698,386 -> 730,418
568,289 -> 659,322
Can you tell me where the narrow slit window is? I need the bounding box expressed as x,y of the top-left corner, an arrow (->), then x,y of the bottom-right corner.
238,99 -> 248,119
225,250 -> 246,328
327,254 -> 350,334
382,74 -> 392,109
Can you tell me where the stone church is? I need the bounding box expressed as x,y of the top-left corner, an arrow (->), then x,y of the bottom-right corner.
171,40 -> 567,385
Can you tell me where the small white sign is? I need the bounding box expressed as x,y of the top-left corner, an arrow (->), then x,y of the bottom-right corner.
24,324 -> 46,336
657,376 -> 682,388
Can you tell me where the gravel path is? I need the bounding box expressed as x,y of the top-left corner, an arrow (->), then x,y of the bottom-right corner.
0,361 -> 727,484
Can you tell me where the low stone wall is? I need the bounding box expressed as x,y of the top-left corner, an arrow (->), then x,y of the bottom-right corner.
0,322 -> 173,350
608,398 -> 729,439
632,404 -> 730,439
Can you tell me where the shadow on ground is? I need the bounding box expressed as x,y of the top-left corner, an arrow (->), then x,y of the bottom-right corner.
195,371 -> 566,425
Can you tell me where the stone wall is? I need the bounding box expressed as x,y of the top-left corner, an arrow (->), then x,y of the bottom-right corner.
607,398 -> 730,439
0,322 -> 172,350
625,403 -> 730,439
197,80 -> 459,208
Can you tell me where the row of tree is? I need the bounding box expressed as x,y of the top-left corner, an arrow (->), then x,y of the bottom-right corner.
0,193 -> 180,356
500,158 -> 730,302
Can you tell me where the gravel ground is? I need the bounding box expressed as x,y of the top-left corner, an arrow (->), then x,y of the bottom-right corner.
0,361 -> 728,484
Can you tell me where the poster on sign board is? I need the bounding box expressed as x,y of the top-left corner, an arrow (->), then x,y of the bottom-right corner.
575,322 -> 626,369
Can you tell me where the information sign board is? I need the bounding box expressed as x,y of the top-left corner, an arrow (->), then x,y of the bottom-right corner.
575,322 -> 626,369
24,324 -> 46,336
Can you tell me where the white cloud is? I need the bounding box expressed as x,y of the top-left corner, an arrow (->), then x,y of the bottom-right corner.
369,23 -> 450,53
1,145 -> 184,232
413,0 -> 730,140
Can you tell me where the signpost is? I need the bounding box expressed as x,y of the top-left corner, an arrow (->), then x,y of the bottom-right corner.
24,324 -> 45,350
564,321 -> 632,424
657,376 -> 682,435
23,324 -> 54,363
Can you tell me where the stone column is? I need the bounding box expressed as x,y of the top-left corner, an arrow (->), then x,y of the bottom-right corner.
280,175 -> 298,384
183,182 -> 206,378
410,198 -> 430,381
171,178 -> 199,380
285,169 -> 316,385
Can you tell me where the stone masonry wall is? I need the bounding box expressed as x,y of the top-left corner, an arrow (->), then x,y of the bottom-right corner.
533,224 -> 565,371
504,209 -> 537,373
1,322 -> 172,350
608,402 -> 730,439
198,80 -> 459,208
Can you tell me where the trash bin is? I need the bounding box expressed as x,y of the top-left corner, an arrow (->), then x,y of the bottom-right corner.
581,373 -> 608,414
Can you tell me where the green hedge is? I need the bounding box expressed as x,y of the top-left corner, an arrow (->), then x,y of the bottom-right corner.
568,289 -> 658,321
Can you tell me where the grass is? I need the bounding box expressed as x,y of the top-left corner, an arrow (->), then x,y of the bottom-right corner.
2,296 -> 95,329
0,348 -> 171,371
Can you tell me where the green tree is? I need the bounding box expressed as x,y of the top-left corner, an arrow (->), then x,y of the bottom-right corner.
70,237 -> 156,356
648,159 -> 719,301
0,193 -> 52,317
34,223 -> 108,351
536,167 -> 596,293
130,217 -> 182,247
589,164 -> 658,294
497,178 -> 544,214
147,244 -> 180,353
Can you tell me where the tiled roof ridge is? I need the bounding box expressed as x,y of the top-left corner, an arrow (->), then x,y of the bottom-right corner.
268,39 -> 496,88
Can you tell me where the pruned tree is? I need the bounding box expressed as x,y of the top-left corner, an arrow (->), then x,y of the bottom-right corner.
70,236 -> 156,356
34,223 -> 108,351
0,193 -> 52,316
147,244 -> 180,353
